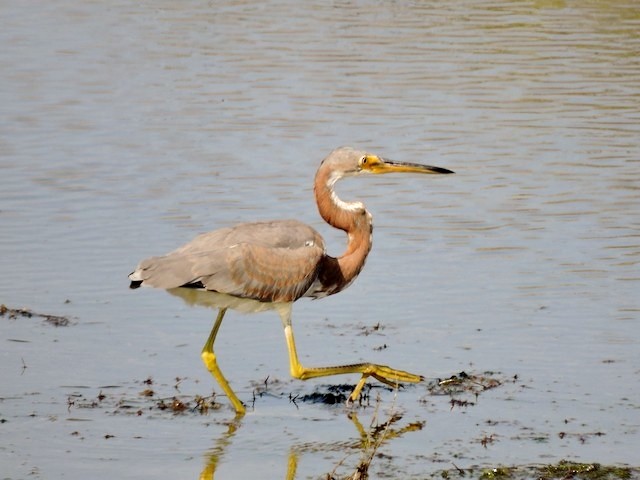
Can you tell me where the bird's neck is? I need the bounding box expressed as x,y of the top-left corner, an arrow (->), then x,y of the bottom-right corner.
314,166 -> 373,290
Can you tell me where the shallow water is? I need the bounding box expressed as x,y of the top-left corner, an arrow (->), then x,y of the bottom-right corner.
1,1 -> 639,478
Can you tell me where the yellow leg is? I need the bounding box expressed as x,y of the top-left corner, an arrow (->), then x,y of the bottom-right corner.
283,324 -> 423,403
201,308 -> 246,415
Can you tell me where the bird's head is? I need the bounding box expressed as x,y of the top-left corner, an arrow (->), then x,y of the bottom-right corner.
324,146 -> 454,182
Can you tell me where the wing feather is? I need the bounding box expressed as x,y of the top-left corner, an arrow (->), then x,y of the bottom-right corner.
129,220 -> 325,303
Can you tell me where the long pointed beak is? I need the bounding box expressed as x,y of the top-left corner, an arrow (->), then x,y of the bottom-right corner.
366,155 -> 454,175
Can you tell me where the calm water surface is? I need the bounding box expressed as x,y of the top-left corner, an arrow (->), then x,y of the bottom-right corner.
1,1 -> 639,479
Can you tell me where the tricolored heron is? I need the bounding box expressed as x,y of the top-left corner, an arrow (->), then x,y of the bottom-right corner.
129,147 -> 453,414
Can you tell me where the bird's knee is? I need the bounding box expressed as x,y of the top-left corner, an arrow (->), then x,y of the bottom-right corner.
201,350 -> 218,369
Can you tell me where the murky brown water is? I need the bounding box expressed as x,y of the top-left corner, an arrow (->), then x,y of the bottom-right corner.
1,1 -> 639,479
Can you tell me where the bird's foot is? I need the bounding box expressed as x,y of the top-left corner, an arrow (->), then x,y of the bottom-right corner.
348,364 -> 423,402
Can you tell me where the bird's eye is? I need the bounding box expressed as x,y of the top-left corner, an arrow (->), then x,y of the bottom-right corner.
361,156 -> 367,165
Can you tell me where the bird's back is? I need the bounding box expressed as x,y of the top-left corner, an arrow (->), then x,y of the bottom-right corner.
129,220 -> 326,303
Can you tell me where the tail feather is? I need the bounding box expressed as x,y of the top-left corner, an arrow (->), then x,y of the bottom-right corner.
128,254 -> 205,290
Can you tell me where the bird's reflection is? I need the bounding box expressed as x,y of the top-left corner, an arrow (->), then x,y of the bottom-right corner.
198,408 -> 424,479
198,413 -> 243,480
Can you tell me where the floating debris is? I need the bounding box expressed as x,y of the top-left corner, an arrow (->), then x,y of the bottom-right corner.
0,303 -> 71,326
431,460 -> 638,480
64,377 -> 224,417
431,371 -> 506,395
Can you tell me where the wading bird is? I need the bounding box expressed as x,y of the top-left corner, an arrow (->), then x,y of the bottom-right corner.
129,147 -> 453,414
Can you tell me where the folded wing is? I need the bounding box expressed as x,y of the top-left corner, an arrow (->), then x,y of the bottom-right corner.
129,220 -> 326,303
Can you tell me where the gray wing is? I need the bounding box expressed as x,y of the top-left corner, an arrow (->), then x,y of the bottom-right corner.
129,220 -> 325,303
